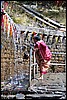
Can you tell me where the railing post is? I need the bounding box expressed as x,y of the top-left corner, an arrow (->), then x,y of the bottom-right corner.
14,44 -> 17,75
65,59 -> 66,72
36,64 -> 38,74
33,51 -> 36,79
29,47 -> 32,86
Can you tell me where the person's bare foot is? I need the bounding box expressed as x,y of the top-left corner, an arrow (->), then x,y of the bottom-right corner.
37,77 -> 43,80
37,75 -> 43,80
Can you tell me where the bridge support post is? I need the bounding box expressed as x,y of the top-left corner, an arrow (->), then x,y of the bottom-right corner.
29,47 -> 32,86
33,51 -> 36,79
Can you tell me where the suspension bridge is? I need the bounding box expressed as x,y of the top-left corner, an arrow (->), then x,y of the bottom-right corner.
1,2 -> 66,99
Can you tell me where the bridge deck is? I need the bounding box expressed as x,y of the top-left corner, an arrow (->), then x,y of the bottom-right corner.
27,72 -> 66,99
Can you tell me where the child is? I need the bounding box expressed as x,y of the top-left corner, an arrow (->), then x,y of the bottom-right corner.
33,35 -> 52,80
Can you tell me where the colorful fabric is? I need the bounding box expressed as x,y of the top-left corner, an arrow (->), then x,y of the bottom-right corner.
10,25 -> 12,36
1,15 -> 4,31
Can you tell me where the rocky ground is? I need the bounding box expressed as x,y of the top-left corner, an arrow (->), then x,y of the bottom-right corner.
6,1 -> 66,26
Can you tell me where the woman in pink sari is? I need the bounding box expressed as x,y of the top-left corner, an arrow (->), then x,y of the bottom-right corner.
33,35 -> 52,80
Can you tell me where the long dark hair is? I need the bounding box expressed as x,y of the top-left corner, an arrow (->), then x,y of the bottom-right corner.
33,35 -> 41,41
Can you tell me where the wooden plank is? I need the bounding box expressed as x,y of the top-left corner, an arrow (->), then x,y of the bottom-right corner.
26,93 -> 62,98
30,62 -> 66,67
50,63 -> 66,66
47,88 -> 66,92
31,63 -> 37,67
52,52 -> 66,55
30,62 -> 66,66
